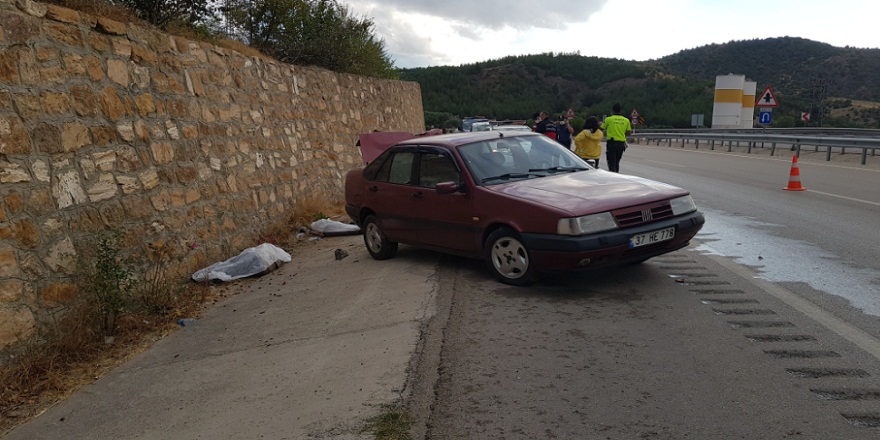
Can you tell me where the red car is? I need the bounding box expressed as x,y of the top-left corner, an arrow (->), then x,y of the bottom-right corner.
344,131 -> 704,285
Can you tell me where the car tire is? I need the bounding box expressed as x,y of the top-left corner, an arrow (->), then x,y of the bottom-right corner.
485,228 -> 536,286
363,215 -> 398,260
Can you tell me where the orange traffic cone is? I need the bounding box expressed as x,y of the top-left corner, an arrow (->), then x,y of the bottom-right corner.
783,155 -> 807,191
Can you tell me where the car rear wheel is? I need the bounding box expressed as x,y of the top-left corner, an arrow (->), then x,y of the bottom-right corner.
363,215 -> 398,260
485,228 -> 536,286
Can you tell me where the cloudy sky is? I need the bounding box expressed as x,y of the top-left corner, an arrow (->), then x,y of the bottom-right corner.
342,0 -> 880,68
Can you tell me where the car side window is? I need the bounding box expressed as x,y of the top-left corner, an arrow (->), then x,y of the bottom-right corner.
418,153 -> 460,188
386,152 -> 414,185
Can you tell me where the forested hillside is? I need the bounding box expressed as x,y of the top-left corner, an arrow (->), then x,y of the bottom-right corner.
402,37 -> 880,129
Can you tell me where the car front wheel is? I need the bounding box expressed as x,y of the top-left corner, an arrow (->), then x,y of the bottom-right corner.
485,228 -> 536,286
363,215 -> 398,260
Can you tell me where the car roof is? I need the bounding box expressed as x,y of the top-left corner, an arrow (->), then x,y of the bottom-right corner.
395,131 -> 542,148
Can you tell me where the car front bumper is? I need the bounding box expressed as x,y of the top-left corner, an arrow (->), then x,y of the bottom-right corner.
520,211 -> 705,271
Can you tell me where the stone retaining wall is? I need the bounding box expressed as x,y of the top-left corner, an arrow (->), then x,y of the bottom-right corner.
0,0 -> 425,348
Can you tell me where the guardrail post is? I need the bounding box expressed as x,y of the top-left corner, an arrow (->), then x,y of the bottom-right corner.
727,141 -> 732,152
862,149 -> 868,165
695,139 -> 699,149
771,142 -> 776,156
748,142 -> 753,154
826,146 -> 832,161
710,140 -> 715,150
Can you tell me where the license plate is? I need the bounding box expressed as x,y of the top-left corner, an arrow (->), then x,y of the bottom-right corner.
629,227 -> 675,248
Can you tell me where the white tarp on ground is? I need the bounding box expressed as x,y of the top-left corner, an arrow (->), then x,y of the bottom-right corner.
310,219 -> 360,235
191,243 -> 292,282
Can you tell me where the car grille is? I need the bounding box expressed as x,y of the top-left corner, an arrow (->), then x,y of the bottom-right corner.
613,201 -> 674,228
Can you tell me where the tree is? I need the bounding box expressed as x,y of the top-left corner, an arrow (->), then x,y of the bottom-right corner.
221,0 -> 397,78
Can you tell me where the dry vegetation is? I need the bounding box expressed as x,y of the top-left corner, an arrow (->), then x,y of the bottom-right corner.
0,198 -> 349,435
39,0 -> 269,59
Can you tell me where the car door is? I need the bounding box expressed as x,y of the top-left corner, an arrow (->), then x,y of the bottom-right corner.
362,149 -> 421,244
409,148 -> 478,253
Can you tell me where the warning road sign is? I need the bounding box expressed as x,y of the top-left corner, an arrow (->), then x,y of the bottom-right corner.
756,86 -> 779,108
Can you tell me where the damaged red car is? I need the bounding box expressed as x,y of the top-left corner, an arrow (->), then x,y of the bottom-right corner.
344,131 -> 704,286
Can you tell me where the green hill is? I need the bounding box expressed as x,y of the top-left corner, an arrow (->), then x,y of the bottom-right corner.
400,37 -> 880,129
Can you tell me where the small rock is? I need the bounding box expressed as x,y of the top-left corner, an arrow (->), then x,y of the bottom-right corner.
334,249 -> 349,260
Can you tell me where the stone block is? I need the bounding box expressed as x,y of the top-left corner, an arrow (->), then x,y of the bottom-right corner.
0,50 -> 20,83
62,52 -> 86,76
0,161 -> 30,183
41,90 -> 70,114
96,17 -> 126,35
150,141 -> 174,164
25,187 -> 52,217
61,121 -> 90,151
99,86 -> 128,121
33,122 -> 62,153
0,279 -> 23,302
90,124 -> 116,145
12,91 -> 40,119
0,116 -> 31,154
42,237 -> 75,272
39,63 -> 65,83
85,55 -> 103,81
52,169 -> 87,209
0,307 -> 35,347
44,21 -> 83,47
0,11 -> 41,44
139,167 -> 159,190
87,173 -> 118,202
13,218 -> 40,248
70,84 -> 99,116
39,282 -> 78,304
0,244 -> 18,277
107,58 -> 128,87
45,4 -> 80,24
135,93 -> 155,115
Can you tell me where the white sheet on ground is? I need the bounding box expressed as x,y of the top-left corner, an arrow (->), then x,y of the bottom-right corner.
191,243 -> 292,282
310,219 -> 360,235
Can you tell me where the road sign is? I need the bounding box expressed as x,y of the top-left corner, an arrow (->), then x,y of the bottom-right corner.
756,86 -> 779,108
630,108 -> 640,119
801,112 -> 811,121
566,108 -> 575,118
691,114 -> 705,127
759,111 -> 772,125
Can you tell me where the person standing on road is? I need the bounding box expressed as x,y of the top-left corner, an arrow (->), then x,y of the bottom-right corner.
573,116 -> 603,168
555,116 -> 574,149
533,111 -> 557,141
600,103 -> 632,172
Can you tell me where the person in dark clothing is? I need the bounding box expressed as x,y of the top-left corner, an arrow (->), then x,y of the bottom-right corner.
555,116 -> 574,149
534,111 -> 551,132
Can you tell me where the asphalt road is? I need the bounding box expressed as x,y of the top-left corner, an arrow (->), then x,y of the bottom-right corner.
413,249 -> 880,439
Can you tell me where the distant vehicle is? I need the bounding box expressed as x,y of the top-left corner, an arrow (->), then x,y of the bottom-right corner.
344,131 -> 705,286
462,117 -> 489,132
471,121 -> 492,132
489,124 -> 532,132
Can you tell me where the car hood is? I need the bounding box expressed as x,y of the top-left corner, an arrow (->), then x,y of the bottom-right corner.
487,170 -> 689,215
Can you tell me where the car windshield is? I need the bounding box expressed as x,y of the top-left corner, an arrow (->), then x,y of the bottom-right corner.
458,134 -> 591,185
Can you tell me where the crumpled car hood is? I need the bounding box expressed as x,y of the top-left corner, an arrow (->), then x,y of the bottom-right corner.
486,170 -> 689,215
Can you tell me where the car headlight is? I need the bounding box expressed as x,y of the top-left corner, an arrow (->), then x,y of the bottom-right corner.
557,212 -> 618,236
670,195 -> 697,215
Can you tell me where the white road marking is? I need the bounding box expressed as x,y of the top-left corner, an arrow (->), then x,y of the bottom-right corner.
645,159 -> 687,168
809,190 -> 880,207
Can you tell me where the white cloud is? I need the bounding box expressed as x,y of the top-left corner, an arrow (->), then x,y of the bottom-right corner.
342,0 -> 880,68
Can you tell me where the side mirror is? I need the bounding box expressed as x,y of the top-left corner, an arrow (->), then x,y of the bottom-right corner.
435,181 -> 465,194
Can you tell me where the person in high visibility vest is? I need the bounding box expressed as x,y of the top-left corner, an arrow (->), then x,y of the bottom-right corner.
600,103 -> 632,172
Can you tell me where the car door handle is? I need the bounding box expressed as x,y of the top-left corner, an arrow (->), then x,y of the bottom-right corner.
411,192 -> 423,199
368,185 -> 379,192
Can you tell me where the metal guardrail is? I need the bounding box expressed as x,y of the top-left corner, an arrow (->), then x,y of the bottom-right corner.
632,131 -> 880,165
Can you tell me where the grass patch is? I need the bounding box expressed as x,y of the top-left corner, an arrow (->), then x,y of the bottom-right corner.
362,403 -> 413,440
